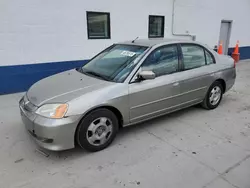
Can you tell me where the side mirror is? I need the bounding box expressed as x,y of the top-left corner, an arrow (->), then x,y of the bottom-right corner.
138,70 -> 156,80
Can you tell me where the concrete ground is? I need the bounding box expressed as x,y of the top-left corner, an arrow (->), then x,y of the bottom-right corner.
0,61 -> 250,188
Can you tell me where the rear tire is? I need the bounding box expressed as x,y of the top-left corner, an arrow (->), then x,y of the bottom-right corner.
76,108 -> 119,152
202,81 -> 223,110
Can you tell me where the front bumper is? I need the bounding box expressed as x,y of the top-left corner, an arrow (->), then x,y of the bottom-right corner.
19,99 -> 81,151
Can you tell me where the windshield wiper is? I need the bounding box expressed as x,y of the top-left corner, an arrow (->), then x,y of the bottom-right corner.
77,68 -> 109,81
84,70 -> 110,81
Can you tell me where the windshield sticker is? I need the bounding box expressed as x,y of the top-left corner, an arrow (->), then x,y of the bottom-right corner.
121,51 -> 136,57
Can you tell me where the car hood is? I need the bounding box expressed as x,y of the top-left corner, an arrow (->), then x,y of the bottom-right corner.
27,69 -> 114,106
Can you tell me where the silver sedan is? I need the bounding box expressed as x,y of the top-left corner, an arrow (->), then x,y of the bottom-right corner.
19,39 -> 236,152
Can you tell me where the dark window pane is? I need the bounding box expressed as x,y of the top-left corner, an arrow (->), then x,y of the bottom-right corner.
149,16 -> 164,38
142,45 -> 178,77
87,12 -> 110,39
181,45 -> 206,70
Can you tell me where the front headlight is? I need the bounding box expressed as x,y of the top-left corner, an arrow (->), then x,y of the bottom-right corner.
36,104 -> 68,119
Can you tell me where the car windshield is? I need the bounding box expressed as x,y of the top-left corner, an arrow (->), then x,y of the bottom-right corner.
80,44 -> 148,82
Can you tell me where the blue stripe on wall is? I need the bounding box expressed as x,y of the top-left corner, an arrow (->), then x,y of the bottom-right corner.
0,60 -> 88,94
0,45 -> 249,95
228,46 -> 250,60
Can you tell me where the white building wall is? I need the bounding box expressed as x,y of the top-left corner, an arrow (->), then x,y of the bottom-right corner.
0,0 -> 250,66
174,0 -> 250,47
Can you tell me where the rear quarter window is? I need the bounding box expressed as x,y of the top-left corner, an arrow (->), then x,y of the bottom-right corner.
205,50 -> 215,64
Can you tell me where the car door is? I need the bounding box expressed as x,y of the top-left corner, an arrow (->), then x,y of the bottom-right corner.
128,44 -> 183,123
177,43 -> 216,106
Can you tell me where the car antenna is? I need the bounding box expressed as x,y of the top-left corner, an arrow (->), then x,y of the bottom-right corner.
132,37 -> 139,43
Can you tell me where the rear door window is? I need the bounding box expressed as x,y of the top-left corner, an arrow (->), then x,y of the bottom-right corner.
181,45 -> 206,70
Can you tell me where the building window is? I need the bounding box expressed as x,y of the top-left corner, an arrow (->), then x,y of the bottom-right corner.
86,12 -> 111,39
148,15 -> 165,38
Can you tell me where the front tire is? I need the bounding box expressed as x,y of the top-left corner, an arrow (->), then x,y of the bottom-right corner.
76,108 -> 119,152
202,81 -> 223,110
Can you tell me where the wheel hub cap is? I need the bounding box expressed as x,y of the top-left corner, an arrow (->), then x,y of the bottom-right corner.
209,86 -> 222,106
86,117 -> 113,146
96,126 -> 105,135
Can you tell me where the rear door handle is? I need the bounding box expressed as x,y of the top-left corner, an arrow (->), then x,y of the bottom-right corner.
173,82 -> 179,86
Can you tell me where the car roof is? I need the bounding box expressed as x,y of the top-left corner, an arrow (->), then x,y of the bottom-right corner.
117,38 -> 217,58
118,38 -> 193,47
